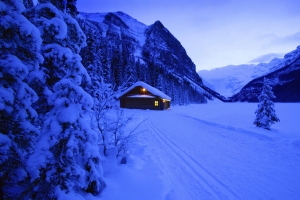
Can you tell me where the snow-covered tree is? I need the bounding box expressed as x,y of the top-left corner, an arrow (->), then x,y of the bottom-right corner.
89,79 -> 142,164
24,2 -> 86,117
254,78 -> 280,130
38,0 -> 78,17
23,0 -> 33,9
124,55 -> 137,88
89,79 -> 121,154
23,3 -> 105,198
88,79 -> 116,156
0,0 -> 41,198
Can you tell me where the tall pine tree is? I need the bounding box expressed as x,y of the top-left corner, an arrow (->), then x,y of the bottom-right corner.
254,78 -> 280,130
38,0 -> 78,17
0,0 -> 42,198
24,3 -> 105,198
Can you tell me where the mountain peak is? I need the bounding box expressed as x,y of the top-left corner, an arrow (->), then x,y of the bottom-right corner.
153,20 -> 165,28
104,12 -> 129,29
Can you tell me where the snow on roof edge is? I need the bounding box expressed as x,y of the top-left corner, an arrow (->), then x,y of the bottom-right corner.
118,81 -> 171,100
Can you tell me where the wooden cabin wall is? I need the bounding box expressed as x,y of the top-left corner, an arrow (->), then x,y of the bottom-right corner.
120,97 -> 163,110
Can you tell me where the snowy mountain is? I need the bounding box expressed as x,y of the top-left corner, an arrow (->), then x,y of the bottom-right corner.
78,12 -> 207,105
231,46 -> 300,102
198,58 -> 282,97
198,46 -> 300,102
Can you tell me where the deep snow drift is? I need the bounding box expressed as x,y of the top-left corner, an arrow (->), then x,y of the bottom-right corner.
86,101 -> 300,200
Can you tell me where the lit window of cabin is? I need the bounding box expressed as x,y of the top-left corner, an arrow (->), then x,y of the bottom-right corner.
154,101 -> 158,106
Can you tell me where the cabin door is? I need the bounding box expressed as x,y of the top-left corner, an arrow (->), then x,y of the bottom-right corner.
160,101 -> 164,110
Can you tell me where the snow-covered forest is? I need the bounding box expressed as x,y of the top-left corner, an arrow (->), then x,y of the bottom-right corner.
0,0 -> 134,198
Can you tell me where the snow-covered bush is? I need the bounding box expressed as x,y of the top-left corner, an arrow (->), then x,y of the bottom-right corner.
0,0 -> 41,198
90,80 -> 142,162
254,78 -> 280,130
89,80 -> 117,156
90,80 -> 124,154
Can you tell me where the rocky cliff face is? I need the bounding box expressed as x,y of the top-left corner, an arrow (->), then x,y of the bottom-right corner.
143,20 -> 201,83
78,12 -> 207,105
231,46 -> 300,102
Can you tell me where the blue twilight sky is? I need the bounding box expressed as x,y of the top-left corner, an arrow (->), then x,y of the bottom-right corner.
77,0 -> 300,70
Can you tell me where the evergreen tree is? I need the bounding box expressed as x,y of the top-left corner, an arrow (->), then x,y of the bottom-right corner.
0,0 -> 41,198
100,44 -> 112,83
124,55 -> 137,87
254,78 -> 280,130
23,0 -> 34,9
112,44 -> 123,87
66,0 -> 78,17
24,3 -> 105,198
24,2 -> 86,116
38,0 -> 78,17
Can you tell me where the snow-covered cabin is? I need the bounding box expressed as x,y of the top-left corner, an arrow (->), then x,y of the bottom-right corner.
118,81 -> 171,110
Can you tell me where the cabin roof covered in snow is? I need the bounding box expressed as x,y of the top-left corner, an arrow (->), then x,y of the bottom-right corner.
118,81 -> 171,100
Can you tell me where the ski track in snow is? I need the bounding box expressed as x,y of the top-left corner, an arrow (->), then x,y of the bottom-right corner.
116,104 -> 300,200
147,118 -> 240,200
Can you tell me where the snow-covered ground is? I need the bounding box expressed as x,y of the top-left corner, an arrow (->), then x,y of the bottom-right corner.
87,101 -> 300,200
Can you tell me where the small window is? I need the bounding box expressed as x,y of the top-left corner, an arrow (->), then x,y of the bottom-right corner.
154,101 -> 158,106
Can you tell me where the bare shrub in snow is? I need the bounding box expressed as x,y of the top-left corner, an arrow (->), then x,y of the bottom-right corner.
90,80 -> 144,163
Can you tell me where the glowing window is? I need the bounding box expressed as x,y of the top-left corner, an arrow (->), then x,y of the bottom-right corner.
142,88 -> 146,92
154,101 -> 158,106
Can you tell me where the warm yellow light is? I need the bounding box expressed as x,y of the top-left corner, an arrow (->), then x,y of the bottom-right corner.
142,88 -> 146,92
154,101 -> 158,106
163,99 -> 165,102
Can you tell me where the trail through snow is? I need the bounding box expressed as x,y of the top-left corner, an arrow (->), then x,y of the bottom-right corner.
147,117 -> 240,200
95,103 -> 300,200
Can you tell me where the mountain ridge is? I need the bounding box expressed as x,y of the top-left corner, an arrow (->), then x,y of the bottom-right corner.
231,47 -> 300,102
198,57 -> 283,97
199,46 -> 300,102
